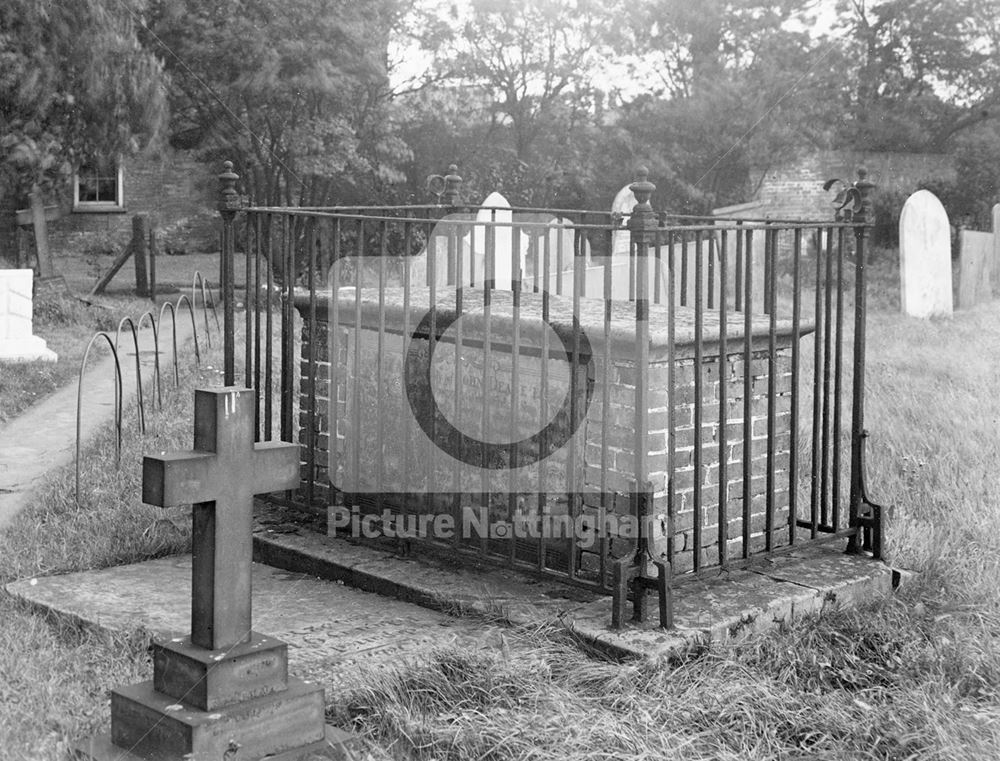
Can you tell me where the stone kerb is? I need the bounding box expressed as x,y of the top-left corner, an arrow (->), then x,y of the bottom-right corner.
0,268 -> 57,362
899,189 -> 953,318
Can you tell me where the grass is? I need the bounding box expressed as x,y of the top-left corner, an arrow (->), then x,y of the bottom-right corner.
2,253 -> 1000,759
0,339 -> 221,757
0,292 -> 153,424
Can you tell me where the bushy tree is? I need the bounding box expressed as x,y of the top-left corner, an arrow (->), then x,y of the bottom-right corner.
145,0 -> 411,206
0,0 -> 167,201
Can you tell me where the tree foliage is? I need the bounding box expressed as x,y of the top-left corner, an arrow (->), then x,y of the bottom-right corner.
0,0 -> 166,200
145,0 -> 410,206
837,0 -> 991,151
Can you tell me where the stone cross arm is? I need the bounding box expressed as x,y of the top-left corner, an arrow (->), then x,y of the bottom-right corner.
142,441 -> 299,507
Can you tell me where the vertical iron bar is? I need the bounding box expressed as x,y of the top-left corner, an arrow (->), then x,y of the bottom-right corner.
351,220 -> 364,497
264,216 -> 275,441
693,230 -> 704,571
741,228 -> 753,558
820,226 -> 834,527
789,227 -> 802,544
717,228 -> 729,567
538,226 -> 552,573
765,227 -> 778,551
832,226 -> 846,530
809,229 -> 824,538
848,171 -> 875,553
330,217 -> 342,508
376,221 -> 388,523
280,215 -> 294,443
666,231 -> 677,570
306,217 -> 317,505
452,218 -> 464,550
735,222 -> 744,313
252,213 -> 262,440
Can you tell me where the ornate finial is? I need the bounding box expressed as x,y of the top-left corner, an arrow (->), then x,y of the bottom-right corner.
426,163 -> 463,206
217,160 -> 241,215
853,167 -> 875,226
628,167 -> 657,236
630,166 -> 655,208
823,167 -> 875,224
443,164 -> 462,206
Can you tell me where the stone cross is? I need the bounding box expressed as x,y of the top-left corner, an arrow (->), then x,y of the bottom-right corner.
143,387 -> 299,651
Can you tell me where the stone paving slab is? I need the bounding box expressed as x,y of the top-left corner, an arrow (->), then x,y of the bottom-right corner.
252,524 -> 900,661
5,555 -> 506,691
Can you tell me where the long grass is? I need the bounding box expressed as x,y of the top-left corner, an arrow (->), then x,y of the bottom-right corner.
0,341 -> 223,758
2,264 -> 999,759
338,290 -> 1000,759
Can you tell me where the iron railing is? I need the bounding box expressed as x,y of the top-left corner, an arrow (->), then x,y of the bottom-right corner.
218,164 -> 886,628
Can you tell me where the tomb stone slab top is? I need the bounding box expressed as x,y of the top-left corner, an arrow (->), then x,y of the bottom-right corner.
297,287 -> 812,360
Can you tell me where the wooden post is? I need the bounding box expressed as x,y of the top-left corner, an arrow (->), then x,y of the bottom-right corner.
132,214 -> 149,297
147,226 -> 157,300
29,186 -> 55,279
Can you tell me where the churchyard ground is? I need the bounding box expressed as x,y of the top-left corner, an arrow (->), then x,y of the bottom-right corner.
0,246 -> 232,425
1,267 -> 999,759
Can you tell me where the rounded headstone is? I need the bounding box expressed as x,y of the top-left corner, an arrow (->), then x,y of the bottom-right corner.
899,189 -> 953,318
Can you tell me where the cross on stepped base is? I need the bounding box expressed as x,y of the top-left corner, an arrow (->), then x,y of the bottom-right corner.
74,388 -> 352,761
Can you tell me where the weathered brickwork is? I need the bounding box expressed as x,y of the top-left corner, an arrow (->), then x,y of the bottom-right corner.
44,149 -> 216,256
295,290 -> 804,583
747,150 -> 955,221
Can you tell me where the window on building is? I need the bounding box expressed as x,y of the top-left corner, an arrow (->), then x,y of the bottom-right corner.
73,161 -> 124,211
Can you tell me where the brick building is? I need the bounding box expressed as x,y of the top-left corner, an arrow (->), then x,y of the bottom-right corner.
743,150 -> 956,220
0,148 -> 218,264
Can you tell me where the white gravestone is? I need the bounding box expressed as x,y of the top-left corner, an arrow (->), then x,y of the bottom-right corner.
610,184 -> 637,258
473,192 -> 516,289
899,190 -> 953,318
0,269 -> 57,362
407,192 -> 518,290
992,203 -> 1000,295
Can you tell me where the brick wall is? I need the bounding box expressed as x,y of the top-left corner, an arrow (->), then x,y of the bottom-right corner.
748,150 -> 956,220
294,290 -> 800,584
45,148 -> 217,256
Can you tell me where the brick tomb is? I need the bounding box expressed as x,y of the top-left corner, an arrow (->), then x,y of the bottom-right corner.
296,288 -> 808,580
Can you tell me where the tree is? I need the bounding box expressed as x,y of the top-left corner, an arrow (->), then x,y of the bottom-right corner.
392,0 -> 625,206
0,0 -> 167,202
144,0 -> 411,207
614,0 -> 830,210
836,0 -> 995,151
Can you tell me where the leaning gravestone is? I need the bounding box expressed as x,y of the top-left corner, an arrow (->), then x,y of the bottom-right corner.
957,229 -> 993,308
75,388 -> 343,760
0,269 -> 57,362
899,189 -> 953,318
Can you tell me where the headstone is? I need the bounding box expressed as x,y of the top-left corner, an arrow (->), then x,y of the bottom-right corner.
957,229 -> 992,308
474,191 -> 516,288
611,183 -> 637,257
75,388 -> 342,761
899,189 -> 953,318
0,269 -> 57,362
992,203 -> 1000,294
712,201 -> 768,313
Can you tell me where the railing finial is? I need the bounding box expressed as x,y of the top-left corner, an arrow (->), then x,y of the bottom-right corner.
217,160 -> 241,216
427,163 -> 463,206
628,166 -> 657,235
